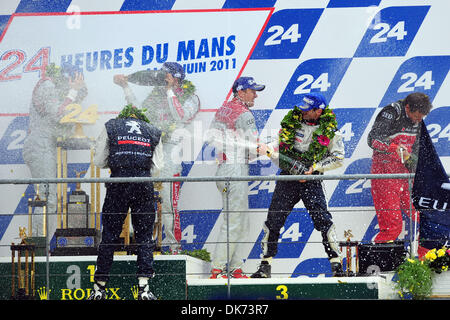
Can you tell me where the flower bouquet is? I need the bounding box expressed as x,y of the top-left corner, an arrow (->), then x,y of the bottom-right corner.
395,246 -> 449,299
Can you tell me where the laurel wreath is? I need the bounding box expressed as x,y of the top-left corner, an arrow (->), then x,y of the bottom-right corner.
278,105 -> 338,167
174,79 -> 196,105
118,103 -> 150,123
148,79 -> 196,105
45,63 -> 61,79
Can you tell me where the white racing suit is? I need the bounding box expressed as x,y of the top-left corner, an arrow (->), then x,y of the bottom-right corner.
207,97 -> 259,271
22,77 -> 86,238
122,85 -> 200,251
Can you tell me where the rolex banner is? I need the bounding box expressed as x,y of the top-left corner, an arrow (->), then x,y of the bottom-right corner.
412,121 -> 450,250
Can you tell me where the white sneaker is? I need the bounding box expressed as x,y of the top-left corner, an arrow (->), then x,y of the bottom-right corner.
87,282 -> 107,300
138,284 -> 157,300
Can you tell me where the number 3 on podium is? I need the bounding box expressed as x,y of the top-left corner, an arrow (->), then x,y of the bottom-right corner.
276,284 -> 288,299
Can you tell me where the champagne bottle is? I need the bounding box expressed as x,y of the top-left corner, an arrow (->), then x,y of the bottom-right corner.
127,70 -> 167,86
279,152 -> 308,175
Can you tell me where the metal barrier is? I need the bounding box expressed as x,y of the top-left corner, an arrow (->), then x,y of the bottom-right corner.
0,172 -> 448,299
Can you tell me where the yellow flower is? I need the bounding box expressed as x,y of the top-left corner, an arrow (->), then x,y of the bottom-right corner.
407,258 -> 416,264
169,123 -> 177,132
293,115 -> 299,120
437,248 -> 445,257
425,249 -> 437,261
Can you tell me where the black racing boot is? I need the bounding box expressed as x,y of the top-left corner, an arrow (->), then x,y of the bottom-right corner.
250,261 -> 271,278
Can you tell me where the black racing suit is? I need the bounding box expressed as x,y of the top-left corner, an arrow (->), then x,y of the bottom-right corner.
263,118 -> 345,263
93,117 -> 162,282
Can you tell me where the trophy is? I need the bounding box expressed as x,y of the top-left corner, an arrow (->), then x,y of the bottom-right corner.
339,230 -> 359,276
153,190 -> 163,252
59,103 -> 98,141
53,169 -> 99,256
67,169 -> 89,228
27,184 -> 48,255
11,228 -> 36,300
53,104 -> 101,256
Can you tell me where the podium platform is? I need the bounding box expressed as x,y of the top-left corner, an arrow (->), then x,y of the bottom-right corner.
0,254 -> 210,300
187,276 -> 397,300
0,254 -> 404,300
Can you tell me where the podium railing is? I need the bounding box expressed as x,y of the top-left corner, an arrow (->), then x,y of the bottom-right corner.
0,172 -> 449,298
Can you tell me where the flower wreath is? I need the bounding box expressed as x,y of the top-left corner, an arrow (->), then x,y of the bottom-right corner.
146,80 -> 197,137
174,80 -> 196,105
278,105 -> 338,167
149,79 -> 196,106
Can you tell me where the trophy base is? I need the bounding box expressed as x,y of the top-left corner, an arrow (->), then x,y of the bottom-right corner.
357,241 -> 406,275
52,247 -> 98,256
52,228 -> 100,256
67,196 -> 90,229
10,290 -> 35,300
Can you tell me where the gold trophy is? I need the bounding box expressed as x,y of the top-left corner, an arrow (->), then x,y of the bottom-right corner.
59,103 -> 99,139
152,182 -> 164,253
27,184 -> 48,255
117,209 -> 131,255
340,230 -> 359,276
27,184 -> 46,237
11,228 -> 36,300
67,169 -> 89,228
53,103 -> 101,256
57,103 -> 99,228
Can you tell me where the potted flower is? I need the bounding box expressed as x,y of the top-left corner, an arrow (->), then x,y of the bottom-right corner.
395,258 -> 433,299
425,247 -> 450,297
425,247 -> 450,273
395,246 -> 450,299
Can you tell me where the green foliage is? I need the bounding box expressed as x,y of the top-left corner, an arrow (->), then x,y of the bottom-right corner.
396,258 -> 433,300
177,80 -> 196,105
45,62 -> 62,79
278,105 -> 338,167
118,103 -> 150,123
395,247 -> 450,299
162,248 -> 211,262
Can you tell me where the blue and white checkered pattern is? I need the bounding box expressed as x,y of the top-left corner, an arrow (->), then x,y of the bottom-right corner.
0,0 -> 449,277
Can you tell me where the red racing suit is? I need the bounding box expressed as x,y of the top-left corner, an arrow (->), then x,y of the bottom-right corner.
367,99 -> 420,243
